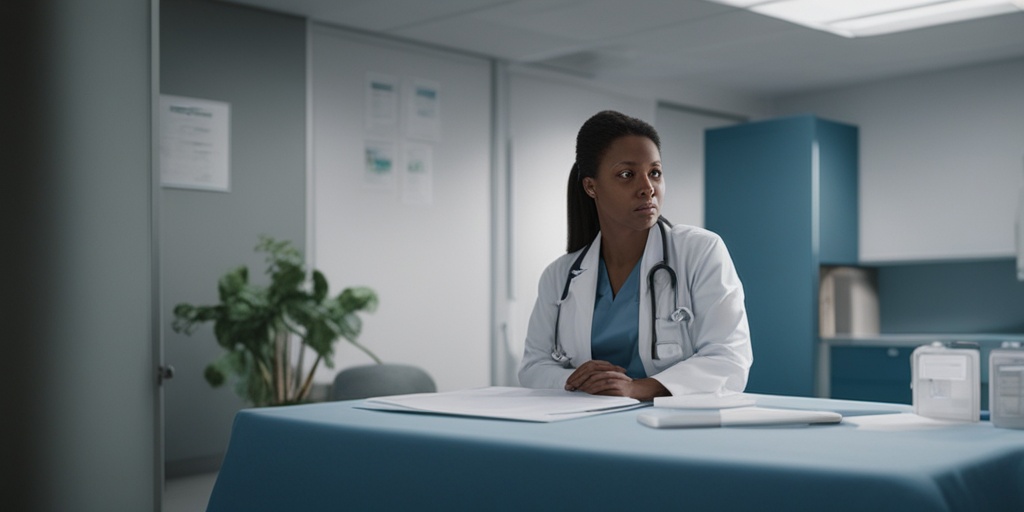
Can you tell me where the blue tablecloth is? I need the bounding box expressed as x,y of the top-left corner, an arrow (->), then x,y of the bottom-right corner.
207,394 -> 1024,511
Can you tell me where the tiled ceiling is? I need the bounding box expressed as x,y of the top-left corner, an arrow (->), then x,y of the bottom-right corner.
219,0 -> 1024,99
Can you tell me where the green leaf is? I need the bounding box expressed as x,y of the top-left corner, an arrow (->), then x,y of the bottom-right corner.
269,264 -> 305,299
337,287 -> 379,313
337,313 -> 363,341
257,236 -> 302,274
171,304 -> 198,333
204,363 -> 226,387
304,319 -> 336,356
172,304 -> 224,334
312,270 -> 328,302
218,266 -> 249,302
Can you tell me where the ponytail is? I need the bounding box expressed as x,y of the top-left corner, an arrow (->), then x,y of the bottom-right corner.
566,162 -> 599,253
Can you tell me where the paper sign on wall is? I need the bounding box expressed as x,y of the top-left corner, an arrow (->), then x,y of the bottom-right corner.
364,140 -> 396,190
402,142 -> 434,206
405,78 -> 441,141
364,72 -> 399,135
159,95 -> 230,192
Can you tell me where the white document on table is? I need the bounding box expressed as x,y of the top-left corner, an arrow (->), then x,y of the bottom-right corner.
358,386 -> 646,422
842,412 -> 965,431
653,392 -> 756,409
638,406 -> 842,429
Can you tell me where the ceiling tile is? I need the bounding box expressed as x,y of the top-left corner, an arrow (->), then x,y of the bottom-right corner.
219,0 -> 1024,98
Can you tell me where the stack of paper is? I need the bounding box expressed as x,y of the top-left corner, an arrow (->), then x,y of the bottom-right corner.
639,391 -> 843,428
637,407 -> 842,428
357,386 -> 645,422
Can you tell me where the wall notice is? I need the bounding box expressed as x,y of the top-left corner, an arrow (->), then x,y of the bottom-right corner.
402,142 -> 434,206
405,78 -> 441,141
365,72 -> 399,135
159,95 -> 231,192
364,139 -> 397,190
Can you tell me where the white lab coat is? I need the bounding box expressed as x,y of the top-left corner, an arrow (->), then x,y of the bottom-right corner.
518,224 -> 753,396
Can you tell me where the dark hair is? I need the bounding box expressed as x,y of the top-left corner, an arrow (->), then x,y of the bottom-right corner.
566,110 -> 662,252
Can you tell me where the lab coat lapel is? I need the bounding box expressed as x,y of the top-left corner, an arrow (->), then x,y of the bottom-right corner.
638,227 -> 661,370
564,232 -> 601,363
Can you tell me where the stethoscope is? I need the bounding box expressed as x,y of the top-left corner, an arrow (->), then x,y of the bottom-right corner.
551,218 -> 693,367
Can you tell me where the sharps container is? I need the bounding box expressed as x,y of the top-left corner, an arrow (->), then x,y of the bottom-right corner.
990,342 -> 1024,429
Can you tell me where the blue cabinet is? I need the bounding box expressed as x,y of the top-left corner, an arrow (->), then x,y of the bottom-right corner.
830,346 -> 913,404
705,115 -> 858,396
829,336 -> 1018,410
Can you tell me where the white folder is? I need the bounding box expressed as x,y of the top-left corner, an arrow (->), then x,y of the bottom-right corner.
637,406 -> 842,428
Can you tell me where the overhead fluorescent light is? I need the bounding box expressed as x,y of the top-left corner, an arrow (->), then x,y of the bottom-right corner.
708,0 -> 1024,37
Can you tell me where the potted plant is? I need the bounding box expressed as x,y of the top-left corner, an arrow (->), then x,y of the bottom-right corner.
172,236 -> 380,406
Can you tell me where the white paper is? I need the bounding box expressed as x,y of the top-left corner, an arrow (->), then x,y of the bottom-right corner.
364,72 -> 399,135
722,407 -> 841,426
653,392 -> 755,409
405,77 -> 441,141
638,407 -> 842,428
844,412 -> 965,431
363,140 -> 396,190
159,95 -> 230,191
401,142 -> 434,206
358,386 -> 643,422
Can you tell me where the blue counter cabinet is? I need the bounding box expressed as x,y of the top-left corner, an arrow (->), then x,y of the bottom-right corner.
706,114 -> 858,396
825,336 -> 1024,410
829,346 -> 913,405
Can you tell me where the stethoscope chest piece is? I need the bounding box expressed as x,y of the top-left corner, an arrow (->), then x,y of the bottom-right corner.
670,306 -> 693,323
551,349 -> 570,366
551,218 -> 693,365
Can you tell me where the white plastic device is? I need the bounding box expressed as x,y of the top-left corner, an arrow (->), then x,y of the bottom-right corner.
911,342 -> 980,422
990,342 -> 1024,429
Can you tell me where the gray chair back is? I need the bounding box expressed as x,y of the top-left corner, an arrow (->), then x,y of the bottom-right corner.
330,363 -> 437,401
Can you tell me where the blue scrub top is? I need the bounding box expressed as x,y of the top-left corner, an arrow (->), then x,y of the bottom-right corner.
591,257 -> 646,379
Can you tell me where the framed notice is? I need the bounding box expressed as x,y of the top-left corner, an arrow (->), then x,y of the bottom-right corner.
159,95 -> 231,192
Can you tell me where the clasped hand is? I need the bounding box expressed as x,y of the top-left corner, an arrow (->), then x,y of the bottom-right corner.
564,360 -> 669,401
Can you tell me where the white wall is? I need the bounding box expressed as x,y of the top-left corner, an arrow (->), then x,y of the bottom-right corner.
601,75 -> 772,121
655,104 -> 742,228
505,69 -> 657,375
310,25 -> 492,392
774,57 -> 1024,263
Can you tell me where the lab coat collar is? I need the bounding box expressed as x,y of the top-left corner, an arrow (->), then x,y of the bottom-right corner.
562,227 -> 664,368
583,227 -> 662,277
576,226 -> 663,303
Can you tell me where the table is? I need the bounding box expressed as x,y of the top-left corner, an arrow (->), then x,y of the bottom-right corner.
206,394 -> 1024,511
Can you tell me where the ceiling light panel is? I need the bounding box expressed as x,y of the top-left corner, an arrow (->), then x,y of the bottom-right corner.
752,0 -> 938,26
705,0 -> 1024,37
830,0 -> 1023,37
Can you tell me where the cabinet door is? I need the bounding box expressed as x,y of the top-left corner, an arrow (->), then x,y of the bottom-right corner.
830,346 -> 912,404
817,120 -> 859,265
706,116 -> 817,396
707,115 -> 858,397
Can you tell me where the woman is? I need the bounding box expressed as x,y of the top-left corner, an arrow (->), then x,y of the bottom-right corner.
518,110 -> 753,401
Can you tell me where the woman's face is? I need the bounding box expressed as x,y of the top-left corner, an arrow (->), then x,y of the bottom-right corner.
582,135 -> 663,235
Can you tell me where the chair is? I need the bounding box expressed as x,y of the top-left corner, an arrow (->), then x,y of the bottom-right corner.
330,363 -> 437,401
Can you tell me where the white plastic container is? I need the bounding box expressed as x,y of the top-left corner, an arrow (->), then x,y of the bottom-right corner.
989,343 -> 1024,429
911,342 -> 980,422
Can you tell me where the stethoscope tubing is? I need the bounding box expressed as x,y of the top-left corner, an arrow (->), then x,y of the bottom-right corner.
552,218 -> 684,366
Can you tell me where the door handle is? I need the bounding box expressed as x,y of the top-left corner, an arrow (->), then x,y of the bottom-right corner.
158,365 -> 175,385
